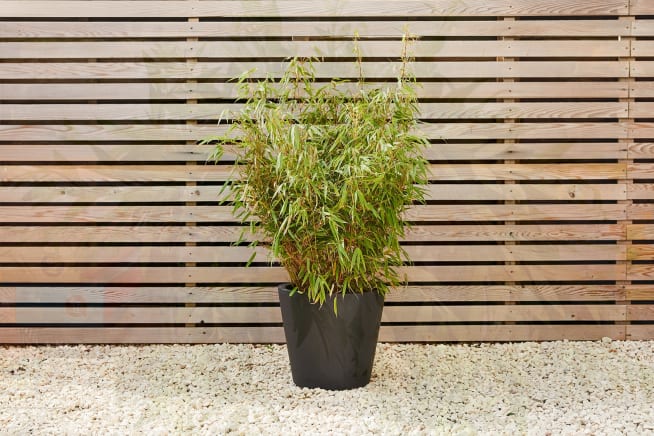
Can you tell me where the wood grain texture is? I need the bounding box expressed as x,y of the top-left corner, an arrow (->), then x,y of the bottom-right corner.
0,142 -> 626,162
627,305 -> 654,321
627,204 -> 654,221
0,224 -> 624,244
0,163 -> 626,183
1,102 -> 627,121
0,304 -> 626,325
405,204 -> 627,222
1,284 -> 624,304
427,143 -> 627,160
0,183 -> 625,203
0,324 -> 626,344
0,244 -> 625,264
629,143 -> 654,159
0,123 -> 627,141
0,327 -> 286,344
0,264 -> 625,284
404,224 -> 625,242
626,325 -> 654,341
428,163 -> 626,180
627,224 -> 654,240
0,286 -> 279,304
398,265 -> 626,282
631,0 -> 654,15
2,40 -> 629,60
0,20 -> 631,38
0,1 -> 629,18
0,205 -> 235,223
626,285 -> 654,301
427,184 -> 625,201
627,265 -> 654,281
0,225 -> 250,243
380,325 -> 626,342
628,184 -> 654,200
0,203 -> 626,223
0,82 -> 628,101
0,61 -> 629,80
0,266 -> 289,284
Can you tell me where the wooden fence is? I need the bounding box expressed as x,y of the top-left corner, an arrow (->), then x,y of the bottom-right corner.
0,0 -> 653,343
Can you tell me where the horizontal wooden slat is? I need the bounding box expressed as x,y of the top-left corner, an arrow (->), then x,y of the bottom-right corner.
626,285 -> 654,301
631,40 -> 654,57
0,142 -> 627,163
629,102 -> 654,119
627,264 -> 654,281
0,82 -> 629,101
0,225 -> 249,243
383,304 -> 626,322
628,82 -> 654,99
631,0 -> 654,15
429,163 -> 625,180
428,143 -> 627,161
632,20 -> 654,37
0,61 -> 629,80
627,305 -> 654,321
1,40 -> 629,60
0,244 -> 625,263
405,224 -> 625,241
407,244 -> 625,262
626,325 -> 654,341
399,264 -> 626,282
0,1 -> 629,18
0,122 -> 629,141
628,244 -> 654,260
628,184 -> 654,200
0,144 -> 215,162
0,186 -> 228,203
0,163 -> 626,183
0,224 -> 624,244
0,205 -> 235,223
0,304 -> 626,325
381,324 -> 626,342
0,102 -> 628,121
405,204 -> 627,222
0,183 -> 626,203
0,306 -> 284,324
628,163 -> 654,179
0,266 -> 289,283
426,184 -> 625,201
0,284 -> 624,304
629,143 -> 654,159
0,20 -> 631,38
627,204 -> 654,220
0,264 -> 626,283
0,246 -> 271,264
0,203 -> 627,223
0,327 -> 287,344
630,62 -> 654,78
627,224 -> 654,240
0,324 -> 627,344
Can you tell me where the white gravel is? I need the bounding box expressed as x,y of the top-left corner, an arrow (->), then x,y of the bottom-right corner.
1,340 -> 653,435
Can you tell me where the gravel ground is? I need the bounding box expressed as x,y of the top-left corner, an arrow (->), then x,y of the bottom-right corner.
1,340 -> 653,435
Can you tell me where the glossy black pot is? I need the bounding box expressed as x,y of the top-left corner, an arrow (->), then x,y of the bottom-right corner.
278,283 -> 384,390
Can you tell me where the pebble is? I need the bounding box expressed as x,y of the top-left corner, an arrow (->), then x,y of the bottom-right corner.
1,341 -> 653,435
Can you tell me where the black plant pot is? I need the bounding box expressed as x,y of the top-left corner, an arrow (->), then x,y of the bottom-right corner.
278,283 -> 384,390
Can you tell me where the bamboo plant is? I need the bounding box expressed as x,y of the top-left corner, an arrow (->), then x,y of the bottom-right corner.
205,35 -> 429,313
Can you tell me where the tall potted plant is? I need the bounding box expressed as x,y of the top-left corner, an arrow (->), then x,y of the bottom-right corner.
206,35 -> 429,390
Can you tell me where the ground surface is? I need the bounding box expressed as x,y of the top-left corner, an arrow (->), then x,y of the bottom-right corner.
1,341 -> 653,435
